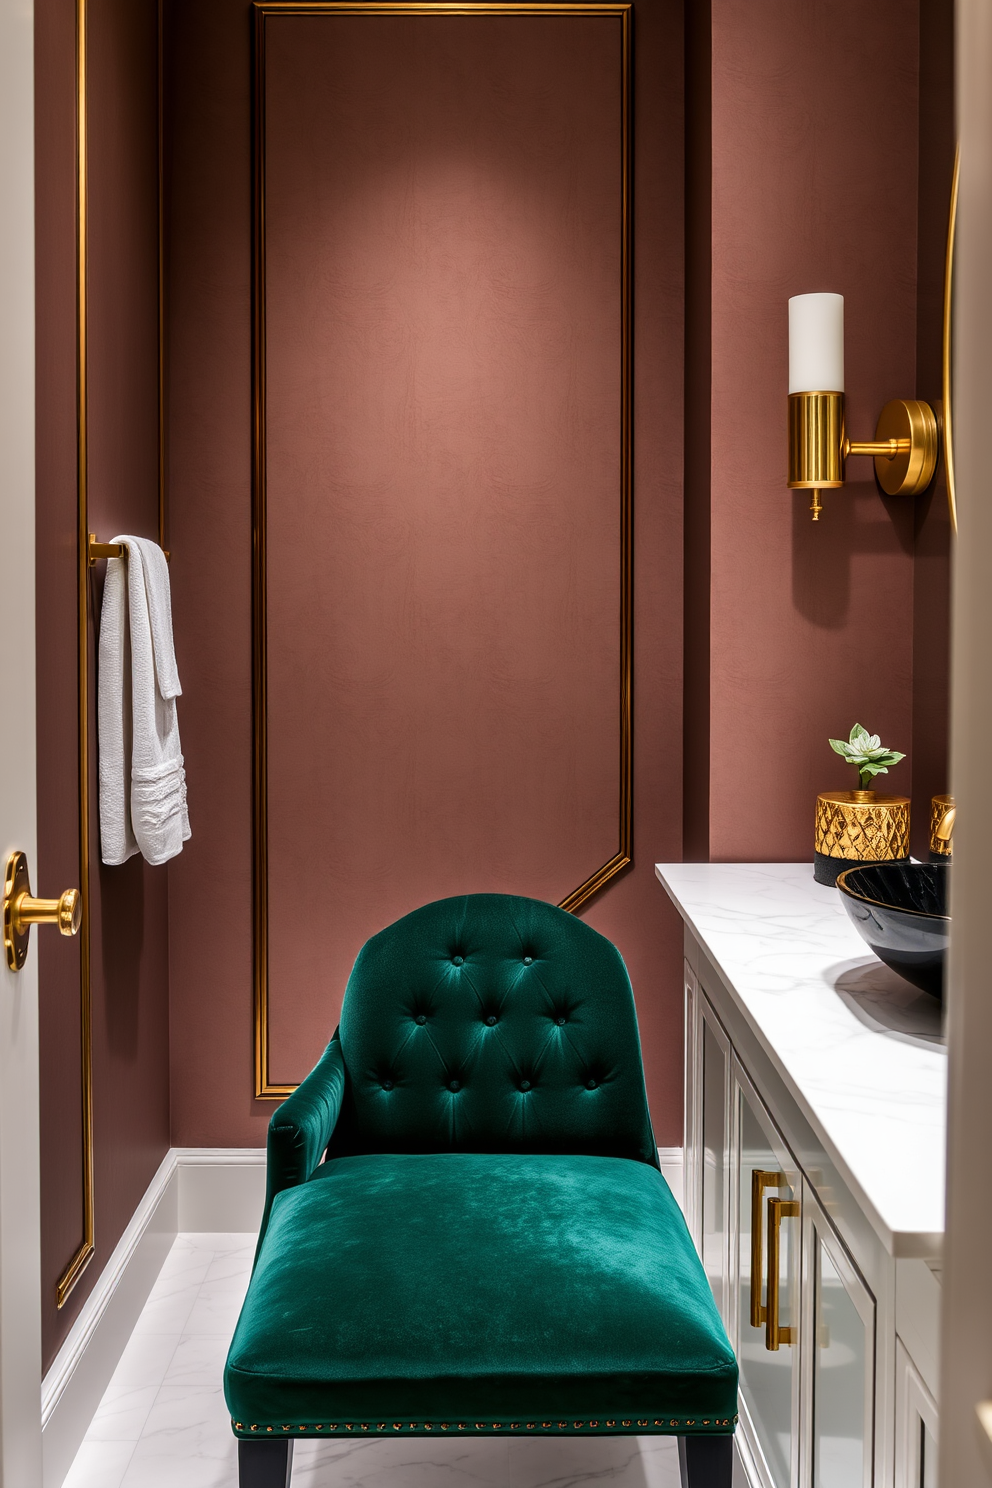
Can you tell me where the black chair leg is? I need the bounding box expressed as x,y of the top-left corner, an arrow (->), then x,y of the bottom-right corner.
678,1434 -> 733,1488
239,1438 -> 294,1488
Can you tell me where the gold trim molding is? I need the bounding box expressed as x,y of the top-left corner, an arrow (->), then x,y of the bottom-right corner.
251,0 -> 633,1098
61,0 -> 170,1307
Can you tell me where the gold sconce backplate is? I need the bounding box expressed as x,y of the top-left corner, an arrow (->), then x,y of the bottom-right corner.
869,399 -> 938,496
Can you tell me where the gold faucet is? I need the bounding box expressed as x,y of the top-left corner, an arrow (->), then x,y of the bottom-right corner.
931,795 -> 955,856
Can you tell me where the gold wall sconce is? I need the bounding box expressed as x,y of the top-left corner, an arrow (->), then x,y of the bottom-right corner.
787,293 -> 939,520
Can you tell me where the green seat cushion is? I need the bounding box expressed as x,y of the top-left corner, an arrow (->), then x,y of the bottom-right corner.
224,1152 -> 737,1438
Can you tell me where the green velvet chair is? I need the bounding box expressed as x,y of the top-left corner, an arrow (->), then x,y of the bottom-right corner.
225,894 -> 737,1488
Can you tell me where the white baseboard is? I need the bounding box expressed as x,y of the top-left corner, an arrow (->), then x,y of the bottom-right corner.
41,1146 -> 266,1488
658,1144 -> 684,1212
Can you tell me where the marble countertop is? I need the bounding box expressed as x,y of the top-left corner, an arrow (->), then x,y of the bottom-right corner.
656,862 -> 946,1257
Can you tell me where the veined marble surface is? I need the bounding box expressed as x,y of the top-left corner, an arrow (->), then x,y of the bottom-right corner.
656,862 -> 946,1255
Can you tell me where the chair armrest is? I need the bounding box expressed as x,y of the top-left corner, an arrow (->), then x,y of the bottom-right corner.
257,1036 -> 346,1249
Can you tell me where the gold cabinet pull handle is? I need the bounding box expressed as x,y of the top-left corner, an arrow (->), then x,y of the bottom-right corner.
3,851 -> 81,972
765,1194 -> 800,1351
749,1169 -> 786,1328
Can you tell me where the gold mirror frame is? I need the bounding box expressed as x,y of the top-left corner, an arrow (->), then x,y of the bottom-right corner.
943,145 -> 960,534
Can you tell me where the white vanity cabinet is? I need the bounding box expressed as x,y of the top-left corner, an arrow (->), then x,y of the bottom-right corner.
670,865 -> 945,1488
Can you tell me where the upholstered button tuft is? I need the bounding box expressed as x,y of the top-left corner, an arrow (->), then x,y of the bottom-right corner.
555,1016 -> 567,1026
519,1080 -> 531,1092
415,1014 -> 427,1025
485,1014 -> 497,1026
452,955 -> 464,966
449,1079 -> 461,1092
586,1078 -> 598,1090
523,955 -> 533,965
382,1080 -> 394,1090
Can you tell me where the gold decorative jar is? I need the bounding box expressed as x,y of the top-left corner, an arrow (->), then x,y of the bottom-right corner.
814,790 -> 911,886
929,794 -> 954,861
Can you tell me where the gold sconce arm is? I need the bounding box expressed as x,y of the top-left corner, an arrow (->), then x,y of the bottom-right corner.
3,851 -> 81,972
844,437 -> 912,459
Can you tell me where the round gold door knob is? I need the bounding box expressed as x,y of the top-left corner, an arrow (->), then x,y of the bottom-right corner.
3,852 -> 81,972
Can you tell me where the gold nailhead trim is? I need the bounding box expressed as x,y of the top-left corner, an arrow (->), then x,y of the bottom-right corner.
638,1419 -> 648,1427
441,1423 -> 449,1431
424,1424 -> 432,1432
622,1419 -> 631,1427
510,1423 -> 519,1430
589,1420 -> 599,1428
250,1424 -> 257,1432
266,1426 -> 273,1433
526,1423 -> 535,1430
458,1423 -> 466,1430
378,1424 -> 386,1431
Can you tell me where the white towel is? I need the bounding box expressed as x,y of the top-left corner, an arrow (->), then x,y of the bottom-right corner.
98,536 -> 191,866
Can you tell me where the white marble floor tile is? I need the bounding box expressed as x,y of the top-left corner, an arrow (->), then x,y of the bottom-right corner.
290,1437 -> 510,1488
61,1438 -> 137,1488
162,1332 -> 231,1389
87,1384 -> 160,1442
183,1276 -> 250,1337
506,1434 -> 681,1488
135,1281 -> 205,1336
120,1385 -> 237,1488
112,1329 -> 184,1391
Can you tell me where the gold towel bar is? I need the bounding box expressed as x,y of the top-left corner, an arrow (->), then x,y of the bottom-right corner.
88,533 -> 170,564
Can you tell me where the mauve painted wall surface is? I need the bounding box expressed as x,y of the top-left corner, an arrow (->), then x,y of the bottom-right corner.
165,0 -> 687,1142
264,13 -> 623,1083
704,0 -> 922,861
35,0 -> 170,1368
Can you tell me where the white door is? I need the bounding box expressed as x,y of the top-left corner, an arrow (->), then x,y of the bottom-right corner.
0,0 -> 44,1480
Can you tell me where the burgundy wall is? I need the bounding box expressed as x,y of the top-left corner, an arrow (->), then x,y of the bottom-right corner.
680,0 -> 952,867
165,0 -> 687,1143
35,0 -> 171,1368
264,12 -> 624,1083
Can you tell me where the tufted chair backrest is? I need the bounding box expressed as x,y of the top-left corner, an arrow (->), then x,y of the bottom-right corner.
326,894 -> 659,1168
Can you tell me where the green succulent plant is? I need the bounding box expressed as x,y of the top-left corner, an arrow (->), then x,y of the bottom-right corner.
828,723 -> 905,792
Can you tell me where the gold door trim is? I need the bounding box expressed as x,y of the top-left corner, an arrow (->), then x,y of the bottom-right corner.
251,0 -> 633,1098
60,0 -> 170,1306
61,0 -> 96,1310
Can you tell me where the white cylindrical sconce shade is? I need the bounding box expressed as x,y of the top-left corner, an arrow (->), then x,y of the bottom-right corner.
788,292 -> 844,393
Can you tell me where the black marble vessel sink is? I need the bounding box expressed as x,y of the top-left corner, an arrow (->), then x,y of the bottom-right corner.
836,862 -> 949,999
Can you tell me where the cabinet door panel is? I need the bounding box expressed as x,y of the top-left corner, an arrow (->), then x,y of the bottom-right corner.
700,997 -> 732,1329
735,1063 -> 801,1488
803,1184 -> 875,1488
684,963 -> 701,1246
895,1338 -> 938,1488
